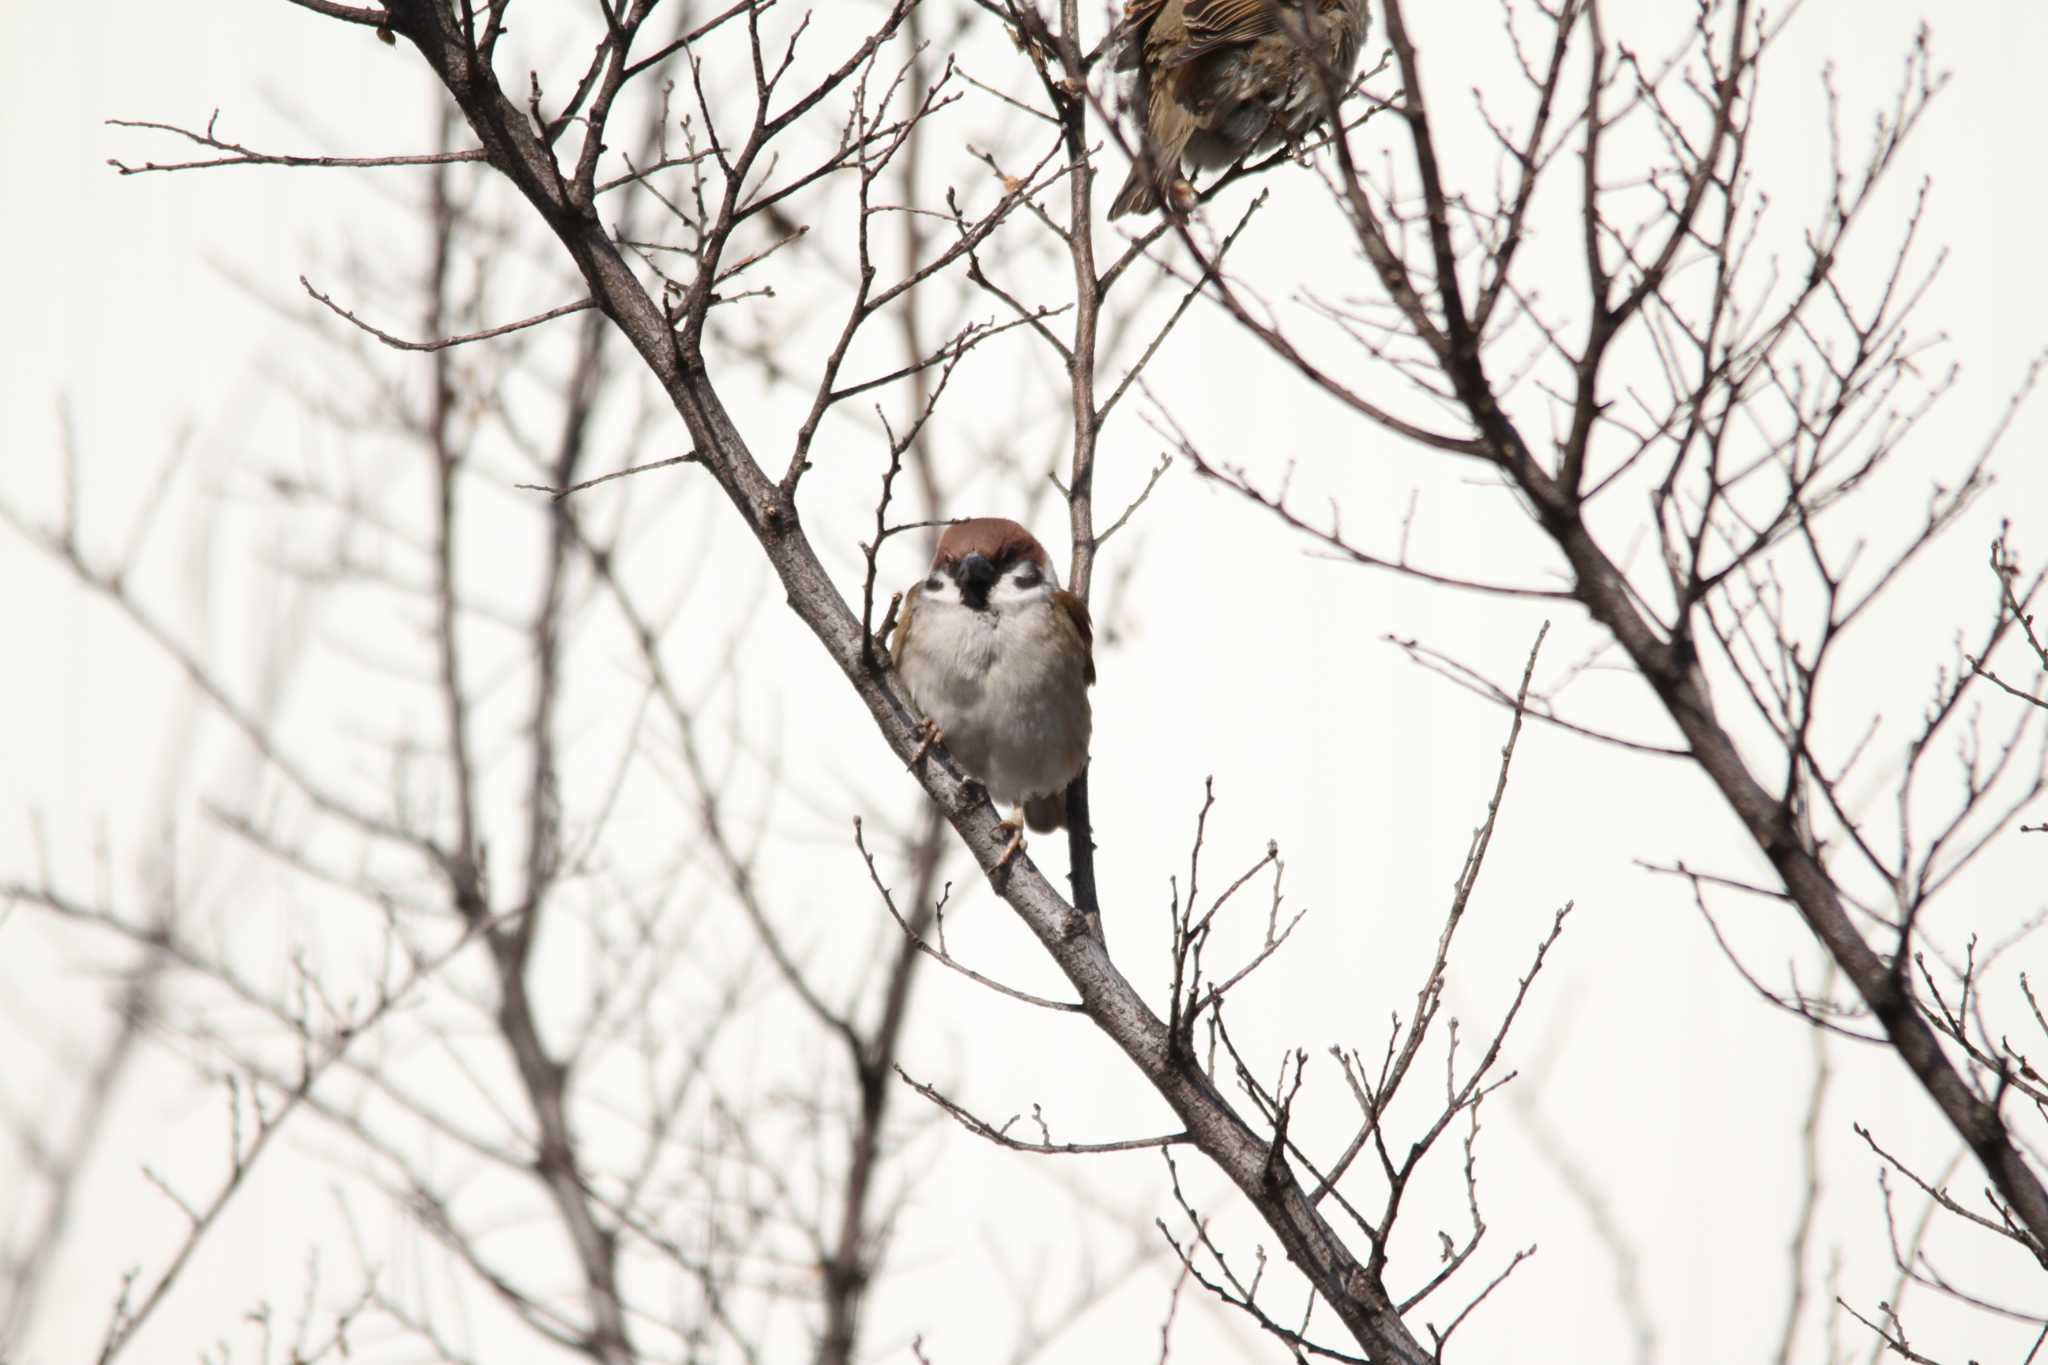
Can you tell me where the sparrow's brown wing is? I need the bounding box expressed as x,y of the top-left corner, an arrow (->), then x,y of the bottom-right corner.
1116,0 -> 1174,70
1163,0 -> 1283,65
1121,0 -> 1171,28
888,583 -> 922,668
1052,589 -> 1096,686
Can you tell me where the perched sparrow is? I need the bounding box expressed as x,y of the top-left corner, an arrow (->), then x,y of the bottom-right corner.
1109,0 -> 1371,219
892,518 -> 1094,863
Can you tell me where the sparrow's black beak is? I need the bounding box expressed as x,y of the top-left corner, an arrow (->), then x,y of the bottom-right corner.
955,553 -> 996,610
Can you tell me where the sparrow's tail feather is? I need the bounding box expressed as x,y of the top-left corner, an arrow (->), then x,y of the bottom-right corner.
1023,790 -> 1068,833
1108,168 -> 1160,219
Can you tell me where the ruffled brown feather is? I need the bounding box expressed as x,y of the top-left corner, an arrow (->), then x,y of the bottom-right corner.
1110,0 -> 1369,219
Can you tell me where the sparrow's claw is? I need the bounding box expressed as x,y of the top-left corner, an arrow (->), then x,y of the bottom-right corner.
907,719 -> 944,769
993,808 -> 1027,870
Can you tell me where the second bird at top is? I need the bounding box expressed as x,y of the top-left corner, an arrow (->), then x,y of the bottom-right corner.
1109,0 -> 1372,220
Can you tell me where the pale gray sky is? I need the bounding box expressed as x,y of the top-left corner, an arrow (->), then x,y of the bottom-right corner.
4,4 -> 2046,1363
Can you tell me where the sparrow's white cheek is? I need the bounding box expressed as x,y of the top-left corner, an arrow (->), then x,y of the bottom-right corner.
989,569 -> 1052,611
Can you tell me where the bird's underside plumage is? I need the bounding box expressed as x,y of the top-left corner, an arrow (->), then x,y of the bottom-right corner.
892,519 -> 1094,835
895,595 -> 1091,831
1110,0 -> 1370,219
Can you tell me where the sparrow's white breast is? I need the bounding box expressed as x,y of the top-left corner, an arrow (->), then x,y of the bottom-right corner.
896,593 -> 1091,810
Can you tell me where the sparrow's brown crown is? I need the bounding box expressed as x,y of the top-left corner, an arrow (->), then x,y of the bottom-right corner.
931,517 -> 1052,573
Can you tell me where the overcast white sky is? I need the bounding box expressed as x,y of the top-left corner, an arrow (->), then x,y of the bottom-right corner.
4,4 -> 2048,1364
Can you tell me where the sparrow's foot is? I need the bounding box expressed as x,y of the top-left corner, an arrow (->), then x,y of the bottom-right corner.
906,719 -> 944,769
1167,177 -> 1197,216
993,807 -> 1028,870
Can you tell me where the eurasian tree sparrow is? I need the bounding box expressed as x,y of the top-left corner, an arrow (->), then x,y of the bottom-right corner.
892,518 -> 1094,864
1109,0 -> 1371,219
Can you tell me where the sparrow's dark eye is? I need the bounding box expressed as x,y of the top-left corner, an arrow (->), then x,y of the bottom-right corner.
925,574 -> 944,591
1012,566 -> 1041,588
